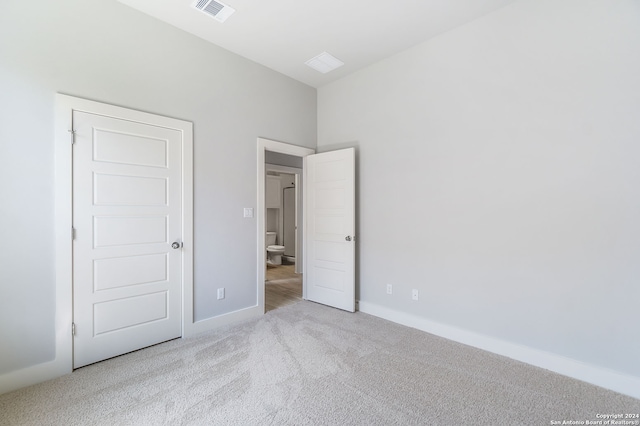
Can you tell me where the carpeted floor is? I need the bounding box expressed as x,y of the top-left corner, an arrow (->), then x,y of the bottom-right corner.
1,300 -> 638,425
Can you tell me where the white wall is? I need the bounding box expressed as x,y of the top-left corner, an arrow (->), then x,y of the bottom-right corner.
0,0 -> 316,376
318,0 -> 640,381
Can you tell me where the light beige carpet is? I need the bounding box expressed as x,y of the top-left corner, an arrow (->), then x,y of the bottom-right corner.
1,301 -> 638,425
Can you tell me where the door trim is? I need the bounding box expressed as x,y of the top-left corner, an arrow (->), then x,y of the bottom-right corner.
55,94 -> 194,372
257,138 -> 314,312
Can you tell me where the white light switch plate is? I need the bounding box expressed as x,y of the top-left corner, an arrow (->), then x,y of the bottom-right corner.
243,208 -> 254,218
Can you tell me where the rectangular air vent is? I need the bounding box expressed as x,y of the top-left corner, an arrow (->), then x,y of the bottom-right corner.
192,0 -> 236,23
305,52 -> 344,74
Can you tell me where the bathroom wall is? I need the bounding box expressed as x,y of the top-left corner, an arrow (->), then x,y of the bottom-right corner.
265,172 -> 295,251
266,209 -> 279,236
266,173 -> 281,241
279,174 -> 296,256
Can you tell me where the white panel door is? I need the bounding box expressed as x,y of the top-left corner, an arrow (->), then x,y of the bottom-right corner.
72,111 -> 182,368
305,148 -> 355,312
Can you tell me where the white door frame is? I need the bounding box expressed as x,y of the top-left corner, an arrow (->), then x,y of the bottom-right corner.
257,138 -> 314,312
54,94 -> 194,377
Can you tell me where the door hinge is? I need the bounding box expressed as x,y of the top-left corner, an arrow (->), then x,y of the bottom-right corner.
72,322 -> 76,336
68,129 -> 76,144
71,227 -> 76,240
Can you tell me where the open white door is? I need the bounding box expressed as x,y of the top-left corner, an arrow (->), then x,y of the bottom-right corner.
305,148 -> 355,312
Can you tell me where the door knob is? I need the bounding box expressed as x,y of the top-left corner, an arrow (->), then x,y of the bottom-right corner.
345,236 -> 352,241
171,242 -> 181,249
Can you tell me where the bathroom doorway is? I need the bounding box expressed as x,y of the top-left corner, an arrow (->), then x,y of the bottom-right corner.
265,165 -> 302,312
265,168 -> 301,269
257,138 -> 356,314
257,138 -> 314,314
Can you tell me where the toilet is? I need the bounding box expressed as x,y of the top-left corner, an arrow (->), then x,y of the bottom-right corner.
266,231 -> 286,265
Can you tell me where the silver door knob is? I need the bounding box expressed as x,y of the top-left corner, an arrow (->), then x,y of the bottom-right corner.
345,236 -> 352,241
171,242 -> 181,249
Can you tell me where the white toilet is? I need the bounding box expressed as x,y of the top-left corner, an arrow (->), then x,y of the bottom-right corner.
266,231 -> 286,265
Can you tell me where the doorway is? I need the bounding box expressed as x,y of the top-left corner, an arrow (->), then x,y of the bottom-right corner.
256,138 -> 356,314
256,139 -> 313,313
265,166 -> 302,312
265,166 -> 302,271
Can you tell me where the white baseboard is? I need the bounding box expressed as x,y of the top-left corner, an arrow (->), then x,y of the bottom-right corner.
358,301 -> 640,400
185,305 -> 263,337
0,358 -> 71,396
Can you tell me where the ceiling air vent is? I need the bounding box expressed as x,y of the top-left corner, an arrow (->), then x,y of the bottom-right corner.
305,52 -> 344,74
192,0 -> 236,23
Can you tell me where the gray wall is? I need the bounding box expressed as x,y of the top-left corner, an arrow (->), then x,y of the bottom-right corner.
0,0 -> 316,374
318,0 -> 640,377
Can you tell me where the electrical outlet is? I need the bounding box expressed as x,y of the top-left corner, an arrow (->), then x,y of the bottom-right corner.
217,288 -> 225,300
412,289 -> 419,301
386,284 -> 393,295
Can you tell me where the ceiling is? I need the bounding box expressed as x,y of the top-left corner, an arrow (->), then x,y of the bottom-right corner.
117,0 -> 517,88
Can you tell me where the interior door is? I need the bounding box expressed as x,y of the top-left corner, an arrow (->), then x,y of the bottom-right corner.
305,148 -> 355,312
72,111 -> 182,368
